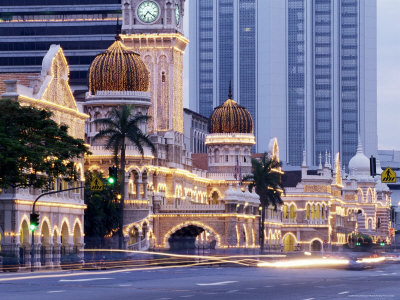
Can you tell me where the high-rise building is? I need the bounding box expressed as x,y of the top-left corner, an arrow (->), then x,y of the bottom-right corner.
287,0 -> 377,167
187,0 -> 287,153
0,0 -> 121,98
188,0 -> 377,166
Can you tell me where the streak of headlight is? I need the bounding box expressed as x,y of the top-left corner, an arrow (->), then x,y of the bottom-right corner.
257,258 -> 350,268
356,257 -> 385,264
0,260 -> 223,282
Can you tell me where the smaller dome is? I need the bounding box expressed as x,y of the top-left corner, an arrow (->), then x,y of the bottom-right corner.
209,94 -> 253,134
89,37 -> 149,94
348,139 -> 370,177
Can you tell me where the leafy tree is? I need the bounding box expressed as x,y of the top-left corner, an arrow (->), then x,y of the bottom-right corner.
0,99 -> 89,190
243,153 -> 284,252
93,105 -> 155,248
84,171 -> 119,248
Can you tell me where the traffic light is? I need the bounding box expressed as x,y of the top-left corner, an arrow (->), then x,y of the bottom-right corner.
29,213 -> 39,231
370,155 -> 376,177
356,242 -> 361,246
108,167 -> 118,185
380,242 -> 385,246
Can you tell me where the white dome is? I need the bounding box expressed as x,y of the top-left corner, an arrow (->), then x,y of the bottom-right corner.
348,139 -> 370,177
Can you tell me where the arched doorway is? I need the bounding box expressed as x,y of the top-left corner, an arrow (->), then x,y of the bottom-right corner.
73,223 -> 82,254
128,227 -> 140,246
40,222 -> 50,266
142,223 -> 148,240
168,225 -> 204,251
211,191 -> 219,205
283,234 -> 295,252
61,223 -> 69,255
20,220 -> 30,265
311,240 -> 322,252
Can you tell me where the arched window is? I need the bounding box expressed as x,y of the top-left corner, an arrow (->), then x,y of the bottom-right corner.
321,204 -> 325,219
306,204 -> 310,219
290,204 -> 296,219
214,149 -> 220,163
311,205 -> 315,220
316,204 -> 321,219
283,205 -> 289,219
211,191 -> 219,205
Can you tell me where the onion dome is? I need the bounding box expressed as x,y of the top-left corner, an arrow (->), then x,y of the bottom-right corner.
348,138 -> 370,177
209,90 -> 253,134
89,37 -> 149,94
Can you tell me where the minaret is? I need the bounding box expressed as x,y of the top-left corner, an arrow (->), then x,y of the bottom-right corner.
121,0 -> 187,134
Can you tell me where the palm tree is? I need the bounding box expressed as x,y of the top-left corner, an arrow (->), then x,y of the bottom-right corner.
243,153 -> 284,252
93,105 -> 155,249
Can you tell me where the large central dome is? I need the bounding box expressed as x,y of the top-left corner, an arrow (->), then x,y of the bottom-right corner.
89,37 -> 149,94
209,95 -> 253,134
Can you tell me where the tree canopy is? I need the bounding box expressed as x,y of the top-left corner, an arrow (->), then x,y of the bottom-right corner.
93,104 -> 155,248
0,99 -> 89,189
243,153 -> 284,251
84,171 -> 119,248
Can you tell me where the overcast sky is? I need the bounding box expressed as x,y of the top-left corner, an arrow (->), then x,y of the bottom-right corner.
377,0 -> 400,150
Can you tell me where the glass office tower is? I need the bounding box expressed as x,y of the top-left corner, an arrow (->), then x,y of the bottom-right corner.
0,0 -> 121,98
286,0 -> 376,167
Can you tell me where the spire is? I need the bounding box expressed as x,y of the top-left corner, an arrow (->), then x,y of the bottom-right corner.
228,80 -> 232,99
318,152 -> 322,170
328,152 -> 332,168
302,150 -> 307,167
324,150 -> 328,167
357,135 -> 363,154
115,15 -> 121,41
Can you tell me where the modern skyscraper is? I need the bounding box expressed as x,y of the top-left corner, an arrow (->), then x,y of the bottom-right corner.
188,0 -> 377,166
287,0 -> 377,167
0,0 -> 121,98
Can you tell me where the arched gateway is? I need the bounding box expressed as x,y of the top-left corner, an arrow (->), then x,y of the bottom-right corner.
163,222 -> 221,250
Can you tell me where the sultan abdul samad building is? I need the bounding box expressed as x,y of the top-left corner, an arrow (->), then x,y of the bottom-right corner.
0,0 -> 393,267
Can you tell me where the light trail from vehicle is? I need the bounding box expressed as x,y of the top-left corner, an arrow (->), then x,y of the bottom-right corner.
257,258 -> 350,268
356,256 -> 385,264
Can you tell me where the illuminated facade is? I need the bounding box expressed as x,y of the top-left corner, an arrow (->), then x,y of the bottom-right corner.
81,0 -> 390,252
0,45 -> 87,268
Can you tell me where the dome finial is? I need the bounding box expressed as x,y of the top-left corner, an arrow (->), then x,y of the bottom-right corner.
115,16 -> 121,41
357,134 -> 363,154
228,80 -> 232,99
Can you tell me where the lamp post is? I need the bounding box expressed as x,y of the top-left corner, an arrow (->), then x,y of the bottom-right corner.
30,185 -> 84,272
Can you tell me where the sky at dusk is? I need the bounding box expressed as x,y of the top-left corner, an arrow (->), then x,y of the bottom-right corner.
377,0 -> 400,150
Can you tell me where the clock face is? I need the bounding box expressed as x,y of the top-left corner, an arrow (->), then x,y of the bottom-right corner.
137,1 -> 160,23
175,4 -> 180,25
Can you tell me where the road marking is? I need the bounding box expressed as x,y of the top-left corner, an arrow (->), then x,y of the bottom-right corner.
264,285 -> 273,288
303,298 -> 314,300
246,287 -> 256,290
59,277 -> 113,282
391,273 -> 397,275
119,284 -> 132,287
227,290 -> 239,294
377,270 -> 384,272
180,296 -> 194,298
158,298 -> 172,300
338,291 -> 349,295
196,281 -> 238,286
48,290 -> 65,293
281,283 -> 290,286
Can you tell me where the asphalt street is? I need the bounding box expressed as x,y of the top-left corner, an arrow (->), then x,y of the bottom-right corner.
1,263 -> 400,300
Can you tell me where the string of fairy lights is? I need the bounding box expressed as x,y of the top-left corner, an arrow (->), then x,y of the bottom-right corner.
89,39 -> 149,94
209,98 -> 254,134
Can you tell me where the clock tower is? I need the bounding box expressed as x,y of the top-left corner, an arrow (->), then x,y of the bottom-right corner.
121,0 -> 187,134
